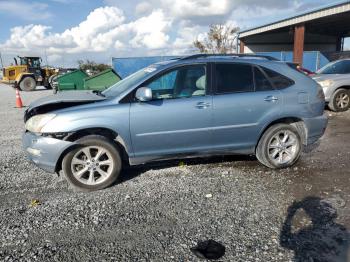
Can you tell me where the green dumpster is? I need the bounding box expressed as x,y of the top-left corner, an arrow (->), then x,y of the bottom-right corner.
84,69 -> 121,91
57,70 -> 88,91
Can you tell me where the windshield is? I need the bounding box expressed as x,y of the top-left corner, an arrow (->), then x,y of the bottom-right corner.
317,60 -> 350,74
102,66 -> 159,97
20,57 -> 41,68
31,58 -> 41,68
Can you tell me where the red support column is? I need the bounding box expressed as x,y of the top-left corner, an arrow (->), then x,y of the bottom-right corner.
336,37 -> 343,51
239,40 -> 245,54
293,24 -> 305,65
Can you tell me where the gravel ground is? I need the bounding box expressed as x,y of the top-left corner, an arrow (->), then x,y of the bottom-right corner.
0,84 -> 349,261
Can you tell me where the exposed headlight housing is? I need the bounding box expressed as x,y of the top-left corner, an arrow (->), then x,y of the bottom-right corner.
25,114 -> 56,133
318,80 -> 334,88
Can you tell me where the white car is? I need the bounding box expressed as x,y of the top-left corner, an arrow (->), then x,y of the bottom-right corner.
313,59 -> 350,112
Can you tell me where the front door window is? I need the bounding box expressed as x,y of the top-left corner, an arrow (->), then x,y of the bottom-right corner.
146,65 -> 207,100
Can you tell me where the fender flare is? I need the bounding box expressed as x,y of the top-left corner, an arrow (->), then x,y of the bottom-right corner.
15,73 -> 36,86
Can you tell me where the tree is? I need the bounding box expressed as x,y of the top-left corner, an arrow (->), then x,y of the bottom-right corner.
77,59 -> 110,75
193,24 -> 240,54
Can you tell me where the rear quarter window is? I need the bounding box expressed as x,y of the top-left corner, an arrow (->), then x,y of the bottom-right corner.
261,67 -> 295,89
254,67 -> 274,91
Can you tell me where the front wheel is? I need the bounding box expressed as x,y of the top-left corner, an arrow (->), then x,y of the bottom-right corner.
62,135 -> 122,191
256,124 -> 302,169
19,77 -> 36,91
329,88 -> 350,112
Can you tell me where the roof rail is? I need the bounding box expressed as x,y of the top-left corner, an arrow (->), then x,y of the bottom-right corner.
180,54 -> 279,61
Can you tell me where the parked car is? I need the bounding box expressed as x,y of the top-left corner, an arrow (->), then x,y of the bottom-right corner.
313,59 -> 350,112
23,54 -> 327,191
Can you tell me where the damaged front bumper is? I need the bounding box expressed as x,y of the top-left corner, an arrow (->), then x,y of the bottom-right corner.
22,131 -> 75,173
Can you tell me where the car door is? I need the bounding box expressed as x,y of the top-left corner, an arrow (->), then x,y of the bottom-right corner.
211,63 -> 282,151
129,64 -> 212,158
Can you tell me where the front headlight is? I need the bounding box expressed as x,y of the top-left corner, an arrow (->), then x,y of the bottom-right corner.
318,80 -> 334,88
25,114 -> 56,133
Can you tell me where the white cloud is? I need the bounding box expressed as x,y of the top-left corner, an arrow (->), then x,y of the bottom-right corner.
114,40 -> 124,49
128,10 -> 171,49
47,54 -> 62,63
61,6 -> 126,52
135,2 -> 153,15
162,0 -> 232,18
173,25 -> 204,49
0,6 -> 172,65
0,0 -> 322,66
1,24 -> 73,52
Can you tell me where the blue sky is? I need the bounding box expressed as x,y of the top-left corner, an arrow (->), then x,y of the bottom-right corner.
0,0 -> 337,66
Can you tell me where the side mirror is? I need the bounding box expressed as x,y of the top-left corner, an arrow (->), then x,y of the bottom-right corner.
135,87 -> 152,102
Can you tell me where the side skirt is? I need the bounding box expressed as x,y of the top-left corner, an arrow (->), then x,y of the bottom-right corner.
128,148 -> 255,166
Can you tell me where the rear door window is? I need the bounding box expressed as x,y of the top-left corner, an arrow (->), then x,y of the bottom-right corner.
215,63 -> 254,94
262,67 -> 294,89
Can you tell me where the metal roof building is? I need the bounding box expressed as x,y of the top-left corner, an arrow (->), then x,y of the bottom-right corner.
238,1 -> 350,65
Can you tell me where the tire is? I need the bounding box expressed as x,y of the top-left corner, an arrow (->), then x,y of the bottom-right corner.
62,135 -> 122,191
328,88 -> 350,112
19,77 -> 36,91
44,83 -> 52,90
46,75 -> 56,90
256,124 -> 302,169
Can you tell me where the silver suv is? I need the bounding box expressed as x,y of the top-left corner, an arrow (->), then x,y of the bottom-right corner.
313,59 -> 350,112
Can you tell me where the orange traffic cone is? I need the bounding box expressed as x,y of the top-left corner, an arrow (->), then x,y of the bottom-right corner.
15,88 -> 24,108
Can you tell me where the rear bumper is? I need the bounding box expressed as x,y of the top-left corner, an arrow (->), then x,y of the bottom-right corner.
303,114 -> 328,145
22,132 -> 74,173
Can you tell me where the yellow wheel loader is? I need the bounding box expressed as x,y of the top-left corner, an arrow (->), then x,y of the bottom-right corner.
1,56 -> 57,91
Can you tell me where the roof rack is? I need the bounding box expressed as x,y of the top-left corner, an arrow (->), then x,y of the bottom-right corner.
180,54 -> 279,61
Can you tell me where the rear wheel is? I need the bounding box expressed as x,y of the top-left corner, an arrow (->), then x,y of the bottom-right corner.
256,124 -> 302,169
19,77 -> 36,91
329,88 -> 350,112
62,135 -> 122,191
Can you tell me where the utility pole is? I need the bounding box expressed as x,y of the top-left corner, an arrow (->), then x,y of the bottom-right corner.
44,49 -> 49,67
0,51 -> 4,69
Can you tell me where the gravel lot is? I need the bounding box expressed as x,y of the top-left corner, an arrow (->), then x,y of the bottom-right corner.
0,84 -> 349,261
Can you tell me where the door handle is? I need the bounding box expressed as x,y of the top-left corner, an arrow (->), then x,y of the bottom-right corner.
195,102 -> 211,109
264,96 -> 279,102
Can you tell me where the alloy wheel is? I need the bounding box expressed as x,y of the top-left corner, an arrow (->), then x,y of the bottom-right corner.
71,146 -> 114,186
267,130 -> 299,166
335,92 -> 350,109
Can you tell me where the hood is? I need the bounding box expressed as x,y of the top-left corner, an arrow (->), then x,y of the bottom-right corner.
312,74 -> 349,82
24,90 -> 106,122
